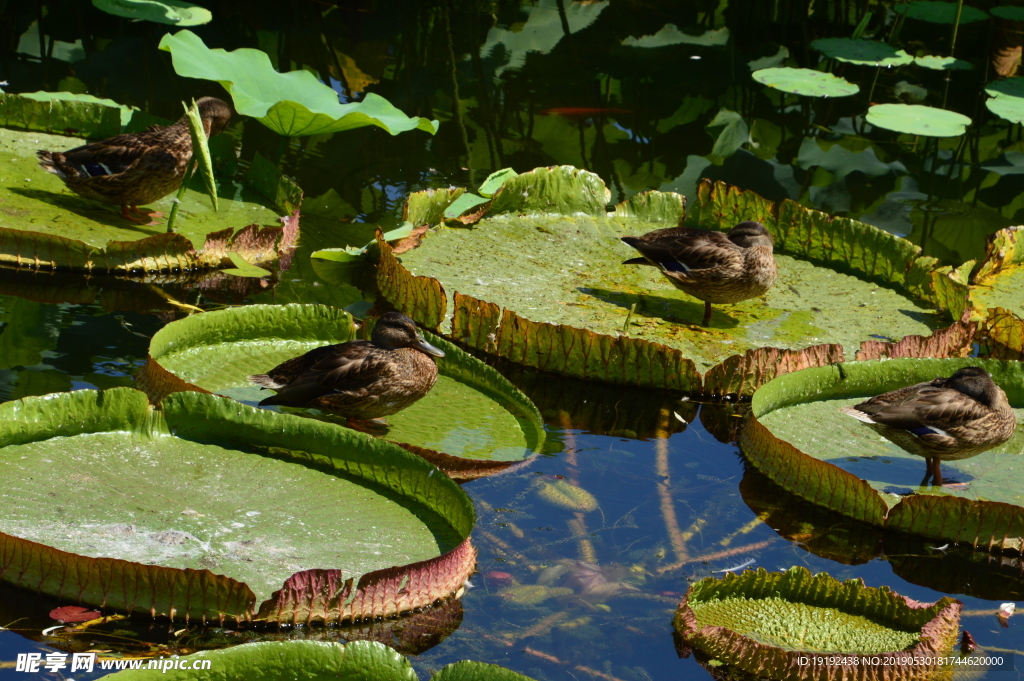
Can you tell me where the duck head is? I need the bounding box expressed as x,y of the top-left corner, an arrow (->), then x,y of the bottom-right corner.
372,312 -> 446,358
195,97 -> 234,137
947,366 -> 1004,407
727,221 -> 773,249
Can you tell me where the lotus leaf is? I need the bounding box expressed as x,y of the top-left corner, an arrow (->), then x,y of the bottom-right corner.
992,5 -> 1024,20
969,226 -> 1024,316
985,78 -> 1024,123
914,55 -> 973,70
92,0 -> 212,26
810,38 -> 913,67
895,1 -> 988,23
134,304 -> 544,478
866,103 -> 971,137
744,357 -> 1024,549
676,566 -> 961,678
621,24 -> 730,47
705,108 -> 749,159
158,30 -> 438,138
387,168 -> 946,392
0,388 -> 475,623
751,67 -> 859,98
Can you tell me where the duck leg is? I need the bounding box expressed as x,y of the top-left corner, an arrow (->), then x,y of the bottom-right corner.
346,417 -> 390,435
121,205 -> 162,226
920,457 -> 935,486
701,301 -> 713,327
931,457 -> 944,486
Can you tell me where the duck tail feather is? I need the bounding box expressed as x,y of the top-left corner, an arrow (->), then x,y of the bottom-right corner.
839,406 -> 875,423
249,373 -> 284,389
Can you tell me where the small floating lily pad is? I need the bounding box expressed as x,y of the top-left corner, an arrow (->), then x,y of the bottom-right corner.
676,566 -> 961,677
811,38 -> 913,67
752,67 -> 859,97
915,55 -> 973,70
895,1 -> 988,24
866,103 -> 971,136
135,304 -> 544,479
985,78 -> 1024,124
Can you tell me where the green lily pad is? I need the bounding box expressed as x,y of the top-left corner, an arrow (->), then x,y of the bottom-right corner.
866,103 -> 971,137
810,38 -> 913,67
135,304 -> 544,479
914,55 -> 973,70
0,99 -> 301,273
0,388 -> 475,623
107,640 -> 536,680
92,0 -> 212,26
985,78 -> 1024,123
895,1 -> 988,23
387,168 -> 945,391
992,5 -> 1024,20
744,357 -> 1024,549
751,67 -> 859,98
158,30 -> 438,138
675,566 -> 961,677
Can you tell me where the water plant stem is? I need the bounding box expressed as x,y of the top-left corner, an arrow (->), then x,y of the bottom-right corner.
621,302 -> 636,334
655,407 -> 688,563
164,160 -> 196,233
558,412 -> 597,563
950,0 -> 965,56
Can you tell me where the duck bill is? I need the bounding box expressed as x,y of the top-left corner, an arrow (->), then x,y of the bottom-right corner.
414,337 -> 445,358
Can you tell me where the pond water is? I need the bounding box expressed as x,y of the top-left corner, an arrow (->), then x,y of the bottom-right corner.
2,0 -> 1024,679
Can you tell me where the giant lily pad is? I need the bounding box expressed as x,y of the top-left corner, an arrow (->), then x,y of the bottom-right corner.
134,304 -> 544,480
810,38 -> 913,67
158,30 -> 438,138
0,95 -> 302,274
675,566 -> 961,678
742,357 -> 1024,550
108,640 -> 536,680
895,1 -> 988,23
751,67 -> 859,98
381,167 -> 955,395
92,0 -> 212,26
0,388 -> 475,623
866,103 -> 971,137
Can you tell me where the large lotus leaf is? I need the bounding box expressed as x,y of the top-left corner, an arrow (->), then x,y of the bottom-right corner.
810,38 -> 913,67
158,30 -> 438,138
895,1 -> 988,23
391,169 -> 944,389
0,120 -> 300,274
92,0 -> 212,25
969,226 -> 1024,316
866,103 -> 971,137
135,304 -> 544,478
675,566 -> 961,678
107,640 -> 536,680
745,357 -> 1024,549
751,67 -> 859,97
0,388 -> 475,623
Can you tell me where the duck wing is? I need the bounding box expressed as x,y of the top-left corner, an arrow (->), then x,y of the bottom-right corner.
256,341 -> 390,407
623,229 -> 739,273
853,380 -> 991,433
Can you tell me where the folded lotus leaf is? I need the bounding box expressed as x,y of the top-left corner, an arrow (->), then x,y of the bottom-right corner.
381,167 -> 954,395
0,95 -> 301,275
744,357 -> 1024,549
0,388 -> 476,623
136,303 -> 544,480
675,566 -> 961,680
92,0 -> 212,26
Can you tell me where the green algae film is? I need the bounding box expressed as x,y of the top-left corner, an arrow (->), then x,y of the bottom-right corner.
400,215 -> 941,373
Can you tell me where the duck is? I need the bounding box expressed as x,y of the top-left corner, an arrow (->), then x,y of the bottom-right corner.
620,221 -> 777,327
840,366 -> 1016,486
36,96 -> 233,225
249,311 -> 445,430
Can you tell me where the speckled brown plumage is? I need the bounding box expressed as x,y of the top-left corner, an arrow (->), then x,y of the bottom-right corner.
36,97 -> 232,223
840,366 -> 1016,485
249,312 -> 445,422
621,221 -> 777,326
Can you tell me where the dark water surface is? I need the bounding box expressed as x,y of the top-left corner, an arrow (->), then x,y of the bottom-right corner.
3,0 -> 1024,679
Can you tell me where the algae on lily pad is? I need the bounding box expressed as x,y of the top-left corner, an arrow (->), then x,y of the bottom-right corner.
810,38 -> 913,67
0,388 -> 476,623
134,304 -> 544,480
866,103 -> 971,137
751,67 -> 859,98
676,566 -> 961,678
384,168 -> 947,394
743,357 -> 1024,550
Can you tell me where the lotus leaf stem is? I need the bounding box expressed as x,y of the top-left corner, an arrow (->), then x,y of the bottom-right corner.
655,407 -> 689,563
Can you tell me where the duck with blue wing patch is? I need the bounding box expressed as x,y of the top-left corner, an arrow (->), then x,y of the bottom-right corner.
621,221 -> 777,327
840,366 -> 1017,487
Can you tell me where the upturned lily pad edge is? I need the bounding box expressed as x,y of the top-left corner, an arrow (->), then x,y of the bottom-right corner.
0,387 -> 477,624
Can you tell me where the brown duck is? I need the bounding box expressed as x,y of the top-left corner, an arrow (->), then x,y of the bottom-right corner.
37,97 -> 233,224
621,221 -> 777,326
249,312 -> 445,429
840,366 -> 1016,486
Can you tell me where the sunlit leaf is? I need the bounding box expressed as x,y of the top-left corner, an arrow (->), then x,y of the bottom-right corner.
478,168 -> 519,197
866,103 -> 971,137
914,55 -> 973,70
985,78 -> 1024,123
810,38 -> 913,66
895,1 -> 988,23
705,108 -> 750,159
158,30 -> 438,138
222,252 -> 271,278
183,99 -> 217,211
444,192 -> 490,218
752,67 -> 859,97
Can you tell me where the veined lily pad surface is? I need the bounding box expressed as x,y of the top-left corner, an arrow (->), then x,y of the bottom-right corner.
135,304 -> 544,478
744,357 -> 1024,550
865,104 -> 972,137
388,167 -> 947,391
675,566 -> 961,679
0,388 -> 475,623
751,67 -> 859,98
107,640 -> 537,680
